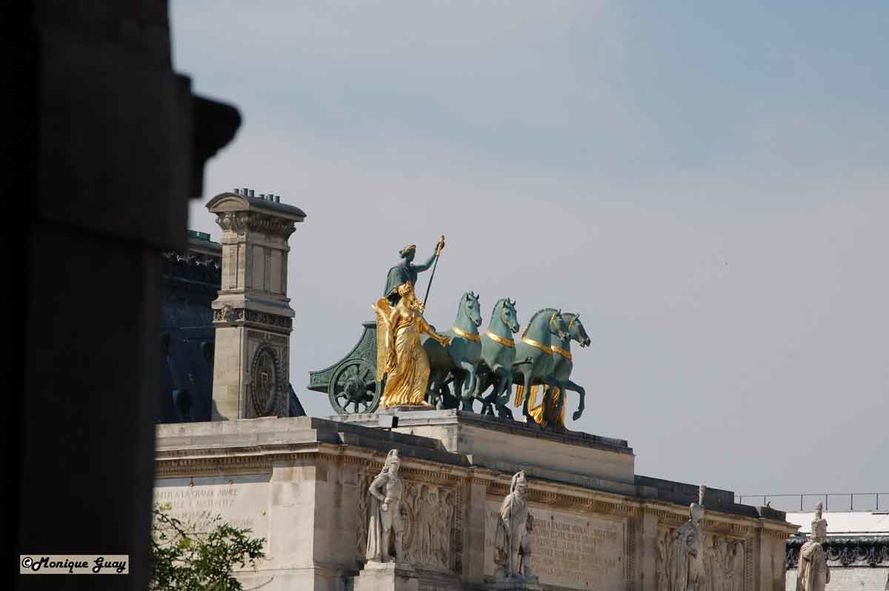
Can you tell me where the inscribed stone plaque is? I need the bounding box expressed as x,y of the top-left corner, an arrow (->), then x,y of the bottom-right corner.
154,475 -> 270,538
485,501 -> 627,590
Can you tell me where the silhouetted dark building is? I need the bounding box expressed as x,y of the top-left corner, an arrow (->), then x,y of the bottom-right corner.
4,3 -> 241,588
159,231 -> 305,423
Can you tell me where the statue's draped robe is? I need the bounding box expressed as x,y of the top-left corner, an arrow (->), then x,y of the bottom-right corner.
495,491 -> 528,575
670,521 -> 705,591
365,484 -> 385,561
521,385 -> 566,428
383,254 -> 436,303
796,541 -> 828,591
365,472 -> 404,562
384,263 -> 414,302
374,297 -> 433,407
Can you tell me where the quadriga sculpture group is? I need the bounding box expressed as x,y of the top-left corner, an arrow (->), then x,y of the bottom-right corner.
374,240 -> 591,430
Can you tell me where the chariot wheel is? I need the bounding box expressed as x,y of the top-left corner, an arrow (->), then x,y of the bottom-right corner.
328,358 -> 380,414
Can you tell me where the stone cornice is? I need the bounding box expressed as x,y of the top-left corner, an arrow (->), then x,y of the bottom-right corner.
643,501 -> 798,537
212,305 -> 292,333
155,441 -> 469,481
215,211 -> 297,238
155,423 -> 797,537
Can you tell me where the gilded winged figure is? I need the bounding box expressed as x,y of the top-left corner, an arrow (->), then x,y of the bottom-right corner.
373,281 -> 450,407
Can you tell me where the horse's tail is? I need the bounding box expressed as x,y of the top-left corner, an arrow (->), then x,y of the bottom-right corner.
514,384 -> 541,407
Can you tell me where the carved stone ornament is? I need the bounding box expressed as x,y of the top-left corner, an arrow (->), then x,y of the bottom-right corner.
244,309 -> 292,331
249,345 -> 281,416
401,481 -> 455,570
786,537 -> 889,569
214,303 -> 237,324
213,306 -> 291,332
215,211 -> 296,238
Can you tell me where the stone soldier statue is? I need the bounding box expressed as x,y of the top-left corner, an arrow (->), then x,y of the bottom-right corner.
494,471 -> 535,581
384,236 -> 445,305
670,486 -> 707,591
366,449 -> 406,563
796,503 -> 830,591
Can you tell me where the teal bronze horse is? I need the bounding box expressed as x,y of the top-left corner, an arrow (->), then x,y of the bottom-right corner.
424,291 -> 483,410
512,308 -> 568,424
544,312 -> 591,426
476,298 -> 521,417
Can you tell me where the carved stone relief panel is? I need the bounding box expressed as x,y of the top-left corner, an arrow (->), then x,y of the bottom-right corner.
355,470 -> 458,572
706,535 -> 745,591
485,500 -> 628,589
402,481 -> 456,570
656,525 -> 747,591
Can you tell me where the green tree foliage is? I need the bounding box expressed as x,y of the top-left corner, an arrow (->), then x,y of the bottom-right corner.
150,504 -> 265,591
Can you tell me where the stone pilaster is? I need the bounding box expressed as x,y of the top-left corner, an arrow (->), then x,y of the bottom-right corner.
639,507 -> 659,591
207,189 -> 306,420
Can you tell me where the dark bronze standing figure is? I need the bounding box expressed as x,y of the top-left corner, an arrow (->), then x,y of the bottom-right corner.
384,237 -> 445,305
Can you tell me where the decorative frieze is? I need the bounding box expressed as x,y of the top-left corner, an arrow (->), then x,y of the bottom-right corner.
212,306 -> 292,332
215,211 -> 297,238
786,536 -> 889,568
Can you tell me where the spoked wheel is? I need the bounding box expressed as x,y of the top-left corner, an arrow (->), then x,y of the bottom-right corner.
328,358 -> 380,414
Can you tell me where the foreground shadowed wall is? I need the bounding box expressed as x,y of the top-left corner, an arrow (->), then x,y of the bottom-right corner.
1,1 -> 239,589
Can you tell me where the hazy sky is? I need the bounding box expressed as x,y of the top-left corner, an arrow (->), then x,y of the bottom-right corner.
171,1 -> 888,501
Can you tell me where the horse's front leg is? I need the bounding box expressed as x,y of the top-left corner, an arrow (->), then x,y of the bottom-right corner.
494,368 -> 514,420
476,374 -> 494,415
426,370 -> 443,407
458,361 -> 477,411
452,372 -> 468,411
566,379 -> 586,421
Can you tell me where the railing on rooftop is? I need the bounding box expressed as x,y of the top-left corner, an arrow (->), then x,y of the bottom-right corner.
735,493 -> 887,513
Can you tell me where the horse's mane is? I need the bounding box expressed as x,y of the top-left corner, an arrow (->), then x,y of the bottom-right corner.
521,308 -> 559,338
526,307 -> 558,326
491,298 -> 509,315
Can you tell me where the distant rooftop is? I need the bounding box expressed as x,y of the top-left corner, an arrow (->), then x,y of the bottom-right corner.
207,187 -> 307,220
736,492 -> 888,513
188,229 -> 212,242
787,511 -> 889,536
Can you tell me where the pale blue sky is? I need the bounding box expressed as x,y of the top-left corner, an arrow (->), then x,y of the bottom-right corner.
172,1 -> 888,500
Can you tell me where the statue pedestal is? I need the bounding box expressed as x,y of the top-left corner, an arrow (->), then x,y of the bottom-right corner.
353,561 -> 418,591
491,575 -> 541,590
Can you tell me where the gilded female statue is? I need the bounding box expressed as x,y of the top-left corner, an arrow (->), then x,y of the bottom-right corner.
373,281 -> 450,408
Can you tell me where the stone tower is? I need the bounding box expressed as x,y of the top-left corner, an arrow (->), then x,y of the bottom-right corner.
207,188 -> 306,420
